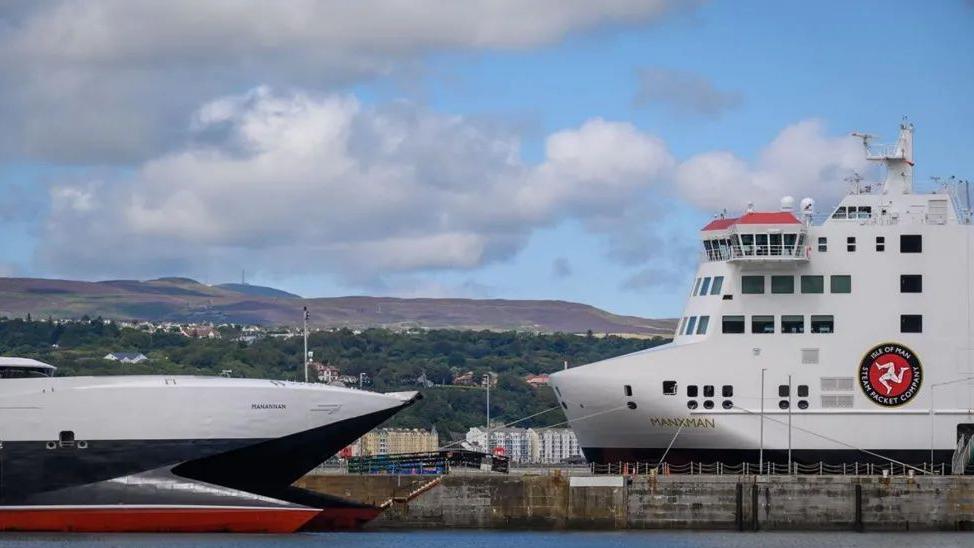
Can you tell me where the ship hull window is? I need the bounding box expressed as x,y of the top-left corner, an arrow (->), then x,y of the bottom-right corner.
797,385 -> 809,398
692,278 -> 702,296
722,385 -> 733,397
900,315 -> 923,333
778,385 -> 789,397
830,275 -> 852,294
751,315 -> 775,334
687,385 -> 698,397
685,316 -> 697,335
847,237 -> 856,252
662,381 -> 678,395
817,237 -> 827,252
782,315 -> 805,333
901,275 -> 922,293
876,236 -> 885,252
741,275 -> 765,294
800,275 -> 824,294
810,315 -> 834,333
703,385 -> 715,398
722,315 -> 745,334
771,275 -> 794,294
900,235 -> 922,253
624,385 -> 633,397
699,277 -> 712,295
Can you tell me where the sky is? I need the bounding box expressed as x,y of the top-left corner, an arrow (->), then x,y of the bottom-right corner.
0,1 -> 972,318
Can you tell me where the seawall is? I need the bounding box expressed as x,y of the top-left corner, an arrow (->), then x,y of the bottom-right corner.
296,474 -> 974,531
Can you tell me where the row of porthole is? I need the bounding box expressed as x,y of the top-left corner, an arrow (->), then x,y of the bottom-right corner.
781,400 -> 809,410
45,440 -> 87,449
687,400 -> 733,410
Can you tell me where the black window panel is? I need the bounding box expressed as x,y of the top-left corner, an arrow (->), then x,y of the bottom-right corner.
810,315 -> 834,333
901,275 -> 922,293
722,385 -> 733,397
751,315 -> 775,334
876,236 -> 885,252
900,234 -> 922,253
782,315 -> 804,333
817,237 -> 827,252
60,430 -> 75,442
624,385 -> 633,397
901,315 -> 923,333
663,380 -> 677,395
778,385 -> 789,397
847,236 -> 856,252
797,385 -> 809,397
687,385 -> 698,397
722,315 -> 745,334
703,385 -> 715,397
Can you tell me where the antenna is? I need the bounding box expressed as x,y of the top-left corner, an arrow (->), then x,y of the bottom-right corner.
844,172 -> 863,194
851,132 -> 874,150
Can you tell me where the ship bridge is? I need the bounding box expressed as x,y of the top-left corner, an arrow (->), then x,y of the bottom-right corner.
700,211 -> 808,263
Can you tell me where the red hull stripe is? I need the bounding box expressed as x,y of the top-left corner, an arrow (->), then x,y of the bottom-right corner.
0,506 -> 319,533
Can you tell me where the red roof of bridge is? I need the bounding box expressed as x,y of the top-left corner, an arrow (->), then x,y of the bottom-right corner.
702,211 -> 800,231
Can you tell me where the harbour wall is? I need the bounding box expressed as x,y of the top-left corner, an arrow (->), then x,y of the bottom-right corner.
296,474 -> 974,531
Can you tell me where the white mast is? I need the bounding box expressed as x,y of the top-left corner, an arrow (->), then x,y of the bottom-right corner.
856,120 -> 915,195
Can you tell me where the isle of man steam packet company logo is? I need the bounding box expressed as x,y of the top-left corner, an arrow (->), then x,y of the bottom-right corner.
859,343 -> 922,407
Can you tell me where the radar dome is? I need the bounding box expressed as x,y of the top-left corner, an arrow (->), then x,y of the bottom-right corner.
800,197 -> 815,215
780,196 -> 795,212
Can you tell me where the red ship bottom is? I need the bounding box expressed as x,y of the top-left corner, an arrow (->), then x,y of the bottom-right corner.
0,506 -> 322,533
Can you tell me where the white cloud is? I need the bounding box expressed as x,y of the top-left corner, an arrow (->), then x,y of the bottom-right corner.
634,67 -> 742,118
0,0 -> 697,163
675,119 -> 869,213
36,87 -> 676,283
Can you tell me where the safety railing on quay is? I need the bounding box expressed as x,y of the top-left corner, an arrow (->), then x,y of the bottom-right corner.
590,461 -> 951,477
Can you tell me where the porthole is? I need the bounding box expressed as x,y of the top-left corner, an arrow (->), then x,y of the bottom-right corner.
627,401 -> 638,410
722,400 -> 733,410
45,441 -> 56,450
778,400 -> 790,410
77,440 -> 88,449
703,400 -> 714,410
797,400 -> 809,410
687,400 -> 698,410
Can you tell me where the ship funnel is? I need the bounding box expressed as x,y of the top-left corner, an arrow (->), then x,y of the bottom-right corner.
780,196 -> 795,212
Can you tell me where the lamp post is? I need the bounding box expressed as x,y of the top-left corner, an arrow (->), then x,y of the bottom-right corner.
759,368 -> 766,474
483,373 -> 492,452
787,374 -> 793,474
302,306 -> 310,383
929,376 -> 974,468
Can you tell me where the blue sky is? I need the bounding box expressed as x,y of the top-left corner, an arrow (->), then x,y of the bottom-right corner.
0,1 -> 972,318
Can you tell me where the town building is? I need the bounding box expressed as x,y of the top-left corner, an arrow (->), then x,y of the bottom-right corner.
523,373 -> 550,387
465,426 -> 583,464
355,427 -> 440,456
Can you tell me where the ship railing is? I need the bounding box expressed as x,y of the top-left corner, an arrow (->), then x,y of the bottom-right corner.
701,244 -> 810,263
588,461 -> 948,476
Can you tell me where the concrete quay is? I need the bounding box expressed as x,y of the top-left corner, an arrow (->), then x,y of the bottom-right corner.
296,473 -> 974,531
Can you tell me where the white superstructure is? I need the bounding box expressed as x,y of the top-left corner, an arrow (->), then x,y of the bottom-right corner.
550,122 -> 974,468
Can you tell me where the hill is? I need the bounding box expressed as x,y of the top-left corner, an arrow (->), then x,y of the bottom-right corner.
0,277 -> 675,335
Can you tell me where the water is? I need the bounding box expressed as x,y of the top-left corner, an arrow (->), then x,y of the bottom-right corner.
1,531 -> 972,547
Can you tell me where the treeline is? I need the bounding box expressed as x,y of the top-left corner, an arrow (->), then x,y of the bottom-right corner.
0,318 -> 667,436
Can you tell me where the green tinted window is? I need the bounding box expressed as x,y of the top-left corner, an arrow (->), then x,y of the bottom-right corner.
742,276 -> 765,294
771,275 -> 794,294
830,275 -> 851,293
801,275 -> 824,294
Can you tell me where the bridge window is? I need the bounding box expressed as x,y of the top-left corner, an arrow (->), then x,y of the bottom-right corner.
876,236 -> 885,252
696,316 -> 710,335
722,315 -> 745,334
742,275 -> 765,294
710,276 -> 724,295
900,314 -> 922,333
751,315 -> 775,334
699,277 -> 712,295
901,274 -> 922,293
662,381 -> 677,395
832,206 -> 847,220
847,237 -> 856,252
771,275 -> 794,294
817,237 -> 827,252
810,315 -> 834,333
782,315 -> 805,333
685,316 -> 697,335
687,385 -> 698,397
830,275 -> 852,294
800,275 -> 824,294
692,278 -> 702,296
678,317 -> 686,335
900,234 -> 922,253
